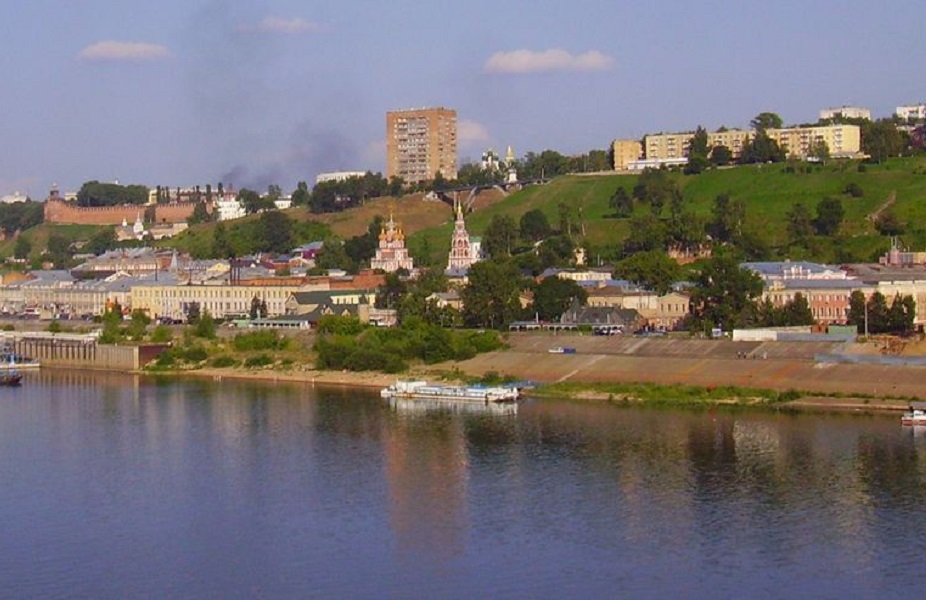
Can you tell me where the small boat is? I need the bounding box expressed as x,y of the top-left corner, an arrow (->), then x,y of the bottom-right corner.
0,348 -> 40,369
380,381 -> 519,404
548,346 -> 576,354
0,368 -> 22,386
901,401 -> 926,426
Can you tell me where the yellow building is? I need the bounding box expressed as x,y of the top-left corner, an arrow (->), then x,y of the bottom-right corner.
643,124 -> 860,161
611,139 -> 642,170
765,124 -> 861,159
386,107 -> 457,183
131,282 -> 328,321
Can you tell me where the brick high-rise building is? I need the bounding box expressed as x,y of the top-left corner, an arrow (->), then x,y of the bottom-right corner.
386,107 -> 457,184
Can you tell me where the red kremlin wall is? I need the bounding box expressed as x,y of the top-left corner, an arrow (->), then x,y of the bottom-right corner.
43,200 -> 198,225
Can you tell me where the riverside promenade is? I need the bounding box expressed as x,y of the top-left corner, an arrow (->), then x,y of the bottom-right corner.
447,333 -> 926,406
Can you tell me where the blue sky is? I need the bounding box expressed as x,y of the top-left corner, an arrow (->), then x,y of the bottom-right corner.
1,0 -> 923,197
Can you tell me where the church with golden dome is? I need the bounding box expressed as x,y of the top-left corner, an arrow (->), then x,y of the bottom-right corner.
370,214 -> 415,273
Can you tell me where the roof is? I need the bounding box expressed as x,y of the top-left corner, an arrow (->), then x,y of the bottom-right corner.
742,261 -> 843,276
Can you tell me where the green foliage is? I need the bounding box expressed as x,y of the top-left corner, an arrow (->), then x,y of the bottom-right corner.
257,211 -> 294,253
738,132 -> 786,164
47,320 -> 62,333
84,228 -> 117,255
756,293 -> 815,327
613,250 -> 682,295
244,354 -> 273,368
532,276 -> 588,321
191,309 -> 216,339
750,112 -> 783,131
689,255 -> 764,332
77,181 -> 148,207
309,172 -> 390,213
13,236 -> 31,260
0,201 -> 44,238
210,355 -> 239,368
461,260 -> 527,329
519,209 -> 552,242
684,126 -> 710,175
707,193 -> 746,243
183,346 -> 208,362
863,119 -> 906,163
710,144 -> 733,167
482,215 -> 519,259
150,325 -> 172,343
233,330 -> 288,351
316,314 -> 366,335
313,319 -> 503,373
814,197 -> 844,235
843,182 -> 864,198
609,186 -> 633,218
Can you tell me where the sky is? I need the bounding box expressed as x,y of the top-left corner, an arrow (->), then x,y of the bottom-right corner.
1,0 -> 923,198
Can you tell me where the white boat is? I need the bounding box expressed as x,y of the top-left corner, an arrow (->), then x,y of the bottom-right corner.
901,401 -> 926,426
380,381 -> 519,404
0,347 -> 40,369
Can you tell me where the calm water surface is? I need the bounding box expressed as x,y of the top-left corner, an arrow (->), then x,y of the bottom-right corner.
1,370 -> 925,599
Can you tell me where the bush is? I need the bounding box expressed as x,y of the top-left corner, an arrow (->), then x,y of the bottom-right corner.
210,355 -> 239,368
183,346 -> 208,362
844,182 -> 864,198
233,330 -> 287,352
857,164 -> 867,173
150,325 -> 173,343
244,354 -> 273,368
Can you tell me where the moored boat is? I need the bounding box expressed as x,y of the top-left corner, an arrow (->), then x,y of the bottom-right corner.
0,368 -> 22,386
901,401 -> 926,426
380,380 -> 519,404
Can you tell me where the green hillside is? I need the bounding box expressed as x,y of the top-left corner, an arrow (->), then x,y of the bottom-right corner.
409,156 -> 926,266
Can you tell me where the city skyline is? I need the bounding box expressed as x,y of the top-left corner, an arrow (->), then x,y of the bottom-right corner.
1,0 -> 923,198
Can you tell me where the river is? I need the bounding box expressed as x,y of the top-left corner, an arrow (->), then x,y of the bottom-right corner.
1,370 -> 924,599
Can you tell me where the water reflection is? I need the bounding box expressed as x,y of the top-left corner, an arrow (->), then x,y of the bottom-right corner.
3,372 -> 926,598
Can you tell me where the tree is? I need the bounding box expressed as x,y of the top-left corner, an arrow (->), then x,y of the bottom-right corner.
632,168 -> 677,214
710,144 -> 733,167
13,236 -> 31,260
46,234 -> 72,267
537,235 -> 576,269
315,237 -> 355,272
707,193 -> 746,243
193,308 -> 217,339
519,209 -> 552,242
814,197 -> 844,235
684,126 -> 710,174
689,255 -> 764,332
376,272 -> 408,310
258,211 -> 294,253
613,250 -> 681,295
85,228 -> 117,256
866,292 -> 890,334
875,210 -> 905,236
186,302 -> 201,323
847,290 -> 867,333
188,201 -> 210,225
532,277 -> 588,321
750,112 -> 783,132
862,119 -> 906,163
808,139 -> 831,164
783,293 -> 815,325
622,214 -> 667,255
461,261 -> 525,329
212,221 -> 234,258
609,186 -> 633,218
239,188 -> 273,214
482,215 -> 519,259
739,131 -> 786,164
291,181 -> 310,206
786,202 -> 814,246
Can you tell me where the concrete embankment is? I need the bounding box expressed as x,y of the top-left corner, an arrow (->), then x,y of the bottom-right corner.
442,334 -> 925,406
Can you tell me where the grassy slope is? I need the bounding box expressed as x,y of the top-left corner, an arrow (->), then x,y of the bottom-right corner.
409,156 -> 926,265
4,157 -> 925,266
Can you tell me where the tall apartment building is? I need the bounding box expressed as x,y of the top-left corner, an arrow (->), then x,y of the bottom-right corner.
819,106 -> 870,121
386,107 -> 457,184
611,139 -> 642,170
896,104 -> 926,121
643,124 -> 860,161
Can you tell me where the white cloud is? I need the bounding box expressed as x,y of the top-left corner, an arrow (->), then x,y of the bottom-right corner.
484,49 -> 613,74
77,41 -> 170,62
246,16 -> 320,35
458,119 -> 491,144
